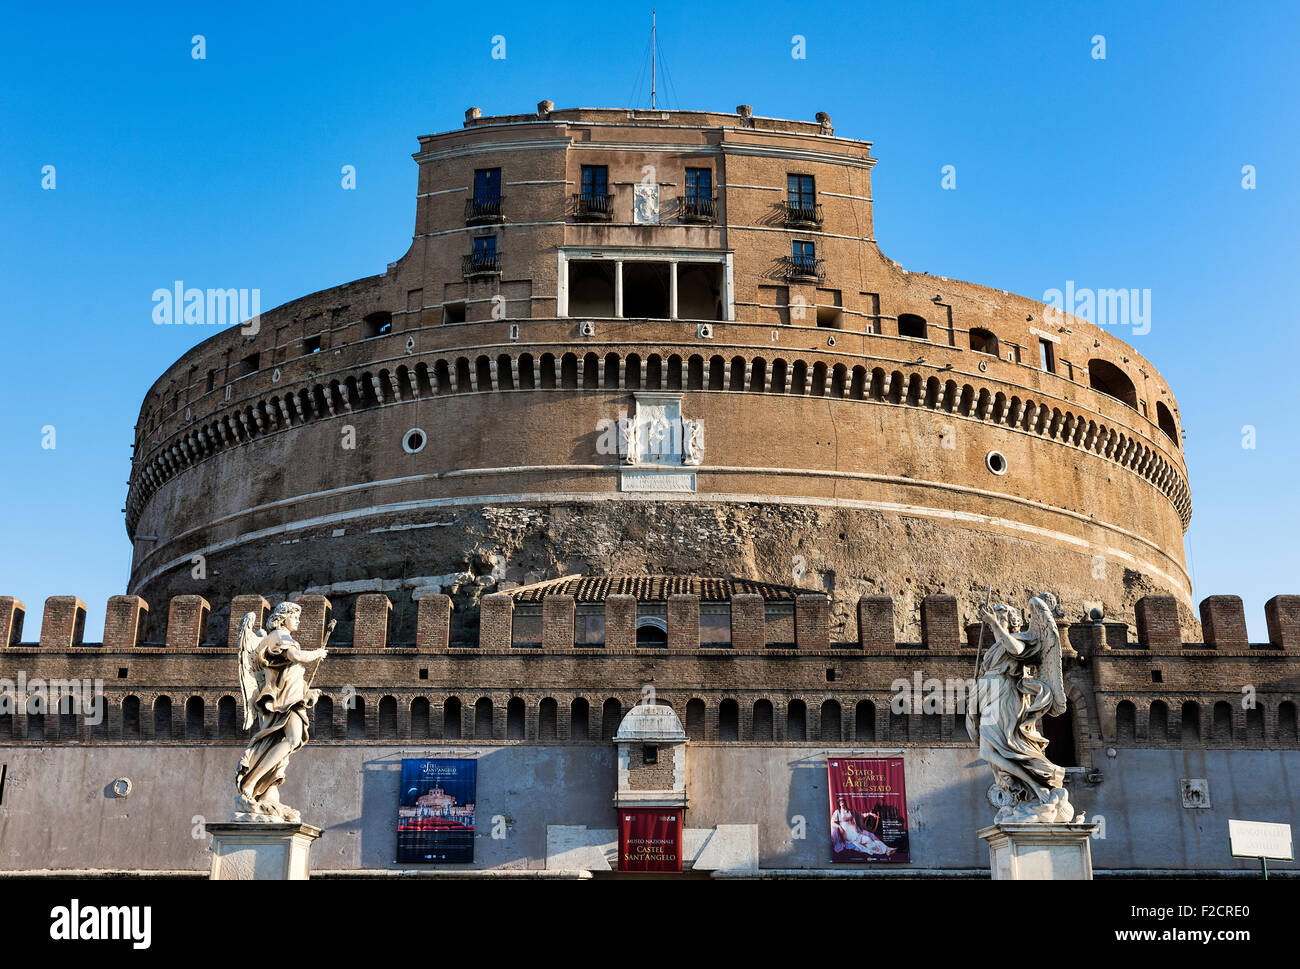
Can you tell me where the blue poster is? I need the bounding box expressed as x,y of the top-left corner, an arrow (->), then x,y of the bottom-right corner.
397,758 -> 477,863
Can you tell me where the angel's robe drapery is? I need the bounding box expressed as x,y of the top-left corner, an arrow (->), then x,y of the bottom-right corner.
236,630 -> 312,799
972,632 -> 1065,796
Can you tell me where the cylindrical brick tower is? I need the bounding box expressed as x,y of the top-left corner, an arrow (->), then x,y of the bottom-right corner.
126,105 -> 1191,643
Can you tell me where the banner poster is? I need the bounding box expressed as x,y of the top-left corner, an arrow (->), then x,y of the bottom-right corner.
397,758 -> 477,863
827,757 -> 910,863
618,808 -> 683,872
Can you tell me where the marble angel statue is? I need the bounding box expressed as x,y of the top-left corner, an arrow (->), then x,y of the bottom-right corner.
234,601 -> 332,822
965,593 -> 1076,823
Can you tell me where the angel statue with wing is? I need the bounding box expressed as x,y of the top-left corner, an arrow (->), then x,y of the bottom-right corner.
234,601 -> 332,822
964,593 -> 1077,823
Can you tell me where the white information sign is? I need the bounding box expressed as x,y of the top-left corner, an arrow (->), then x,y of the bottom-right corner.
1228,819 -> 1293,860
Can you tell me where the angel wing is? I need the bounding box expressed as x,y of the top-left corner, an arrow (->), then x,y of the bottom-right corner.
1029,595 -> 1067,718
236,612 -> 264,731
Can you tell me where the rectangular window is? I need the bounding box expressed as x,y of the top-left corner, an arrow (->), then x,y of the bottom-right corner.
685,167 -> 712,201
575,608 -> 606,646
472,235 -> 497,258
1039,338 -> 1056,373
511,607 -> 542,647
792,240 -> 816,273
700,604 -> 731,646
303,335 -> 322,355
473,168 -> 501,202
787,173 -> 815,208
581,165 -> 608,200
206,369 -> 217,392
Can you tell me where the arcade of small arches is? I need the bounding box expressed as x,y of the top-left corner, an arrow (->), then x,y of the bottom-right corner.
9,691 -> 1295,756
127,349 -> 1191,534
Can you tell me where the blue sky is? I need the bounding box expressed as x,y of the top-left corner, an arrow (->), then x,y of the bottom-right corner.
0,0 -> 1295,640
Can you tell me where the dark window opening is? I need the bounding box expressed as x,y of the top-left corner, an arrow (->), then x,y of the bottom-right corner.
898,314 -> 927,339
1043,705 -> 1078,766
642,745 -> 658,764
568,261 -> 615,317
235,353 -> 259,378
303,335 -> 322,355
969,328 -> 999,355
363,311 -> 392,338
1156,401 -> 1179,447
623,262 -> 670,319
1088,358 -> 1138,409
443,302 -> 466,324
1039,338 -> 1056,374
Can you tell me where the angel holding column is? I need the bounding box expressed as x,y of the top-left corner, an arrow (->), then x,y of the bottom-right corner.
234,601 -> 331,822
965,593 -> 1076,823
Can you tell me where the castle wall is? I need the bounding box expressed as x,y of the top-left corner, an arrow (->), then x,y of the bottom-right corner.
0,743 -> 1291,875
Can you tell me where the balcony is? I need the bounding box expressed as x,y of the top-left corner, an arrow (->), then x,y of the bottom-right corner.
678,194 -> 717,223
465,195 -> 505,225
462,251 -> 502,278
572,192 -> 614,221
783,255 -> 825,282
784,199 -> 823,229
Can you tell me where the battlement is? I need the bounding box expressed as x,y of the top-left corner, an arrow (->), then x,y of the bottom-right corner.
2,591 -> 1295,654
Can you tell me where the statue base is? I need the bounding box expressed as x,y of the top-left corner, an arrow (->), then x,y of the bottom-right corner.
978,822 -> 1100,880
205,821 -> 322,880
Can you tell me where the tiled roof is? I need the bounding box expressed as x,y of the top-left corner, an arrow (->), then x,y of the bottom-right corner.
507,575 -> 818,603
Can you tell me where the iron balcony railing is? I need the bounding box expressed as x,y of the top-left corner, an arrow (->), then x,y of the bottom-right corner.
462,251 -> 502,277
572,192 -> 614,220
465,195 -> 505,224
784,255 -> 826,281
679,194 -> 717,222
784,199 -> 824,228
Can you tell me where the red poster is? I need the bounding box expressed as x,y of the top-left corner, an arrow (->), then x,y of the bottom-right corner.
618,808 -> 683,872
827,757 -> 910,863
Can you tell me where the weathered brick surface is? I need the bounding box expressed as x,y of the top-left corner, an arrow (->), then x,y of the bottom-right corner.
795,595 -> 829,649
1136,595 -> 1180,650
667,595 -> 700,650
0,597 -> 27,647
416,595 -> 452,652
920,595 -> 960,649
541,595 -> 575,649
730,594 -> 765,650
104,595 -> 149,649
39,597 -> 86,649
1266,595 -> 1300,649
1200,595 -> 1248,649
605,595 -> 636,650
479,594 -> 513,649
165,595 -> 210,649
857,596 -> 893,652
353,593 -> 392,649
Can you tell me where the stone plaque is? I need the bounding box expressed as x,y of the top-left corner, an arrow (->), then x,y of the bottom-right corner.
634,184 -> 659,224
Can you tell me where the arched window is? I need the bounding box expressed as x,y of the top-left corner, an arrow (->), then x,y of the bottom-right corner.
787,700 -> 807,741
122,696 -> 141,739
898,314 -> 927,339
379,695 -> 398,739
752,699 -> 773,741
1088,359 -> 1138,409
855,700 -> 875,741
474,697 -> 494,739
186,696 -> 204,740
313,695 -> 333,740
685,698 -> 705,740
820,699 -> 842,741
969,327 -> 999,355
506,697 -> 526,739
1246,704 -> 1265,744
1279,701 -> 1298,744
1213,701 -> 1233,742
571,698 -> 589,741
154,696 -> 173,740
539,698 -> 558,740
1180,702 -> 1200,743
635,617 -> 667,646
443,697 -> 462,739
601,699 -> 622,741
1115,700 -> 1135,744
1148,700 -> 1168,743
1044,704 -> 1078,766
1156,401 -> 1179,447
411,697 -> 431,739
347,696 -> 366,739
719,699 -> 739,741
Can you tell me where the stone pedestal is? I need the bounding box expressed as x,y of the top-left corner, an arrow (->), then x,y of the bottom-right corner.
206,822 -> 322,880
978,822 -> 1100,880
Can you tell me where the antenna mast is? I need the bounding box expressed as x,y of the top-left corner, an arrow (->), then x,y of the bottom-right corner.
651,10 -> 656,110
